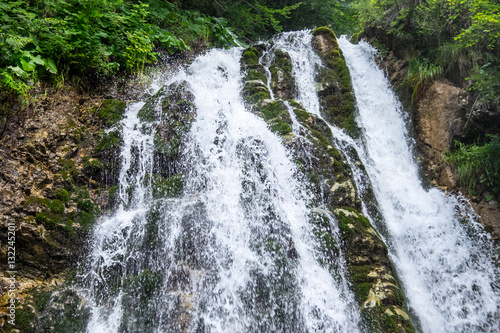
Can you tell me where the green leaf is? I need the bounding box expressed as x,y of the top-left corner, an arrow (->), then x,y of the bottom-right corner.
20,58 -> 36,72
44,58 -> 58,74
7,66 -> 26,77
31,54 -> 45,66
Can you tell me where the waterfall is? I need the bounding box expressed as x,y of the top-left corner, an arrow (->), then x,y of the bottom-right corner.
337,37 -> 500,332
81,46 -> 361,332
78,30 -> 499,333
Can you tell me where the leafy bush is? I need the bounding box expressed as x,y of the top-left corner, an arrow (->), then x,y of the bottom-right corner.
358,0 -> 500,104
0,0 -> 239,108
447,135 -> 500,198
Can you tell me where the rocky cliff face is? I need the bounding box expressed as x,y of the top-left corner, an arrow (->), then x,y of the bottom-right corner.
0,88 -> 126,331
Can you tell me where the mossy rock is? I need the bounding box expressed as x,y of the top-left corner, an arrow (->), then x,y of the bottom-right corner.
5,287 -> 91,333
253,100 -> 293,136
332,207 -> 415,332
246,68 -> 268,84
138,81 -> 195,123
288,104 -> 353,203
243,80 -> 271,104
269,49 -> 295,99
311,27 -> 359,136
120,270 -> 165,332
242,47 -> 262,67
87,129 -> 122,185
97,99 -> 126,127
95,129 -> 123,152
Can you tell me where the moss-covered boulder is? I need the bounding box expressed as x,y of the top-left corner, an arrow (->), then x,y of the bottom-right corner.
240,47 -> 272,106
138,81 -> 196,181
312,27 -> 359,136
253,99 -> 293,136
288,100 -> 358,209
335,208 -> 415,333
3,281 -> 90,333
96,99 -> 127,128
269,49 -> 296,100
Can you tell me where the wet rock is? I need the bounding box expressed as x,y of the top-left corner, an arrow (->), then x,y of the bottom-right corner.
240,34 -> 415,332
414,80 -> 467,188
269,49 -> 296,99
312,27 -> 358,136
139,81 -> 196,180
0,89 -> 121,285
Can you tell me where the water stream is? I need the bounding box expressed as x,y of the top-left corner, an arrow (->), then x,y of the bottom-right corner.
337,38 -> 500,333
79,31 -> 499,333
81,45 -> 360,333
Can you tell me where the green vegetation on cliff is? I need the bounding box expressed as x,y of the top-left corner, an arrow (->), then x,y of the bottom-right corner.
358,0 -> 500,198
0,0 -> 238,118
358,0 -> 500,105
447,135 -> 500,198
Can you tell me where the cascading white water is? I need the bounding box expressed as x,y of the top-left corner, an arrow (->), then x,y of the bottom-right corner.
337,37 -> 500,332
80,29 -> 498,333
270,29 -> 499,333
81,45 -> 361,332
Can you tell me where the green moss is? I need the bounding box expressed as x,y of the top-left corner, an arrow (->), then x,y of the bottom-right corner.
335,207 -> 371,235
63,218 -> 75,237
382,312 -> 399,332
316,231 -> 339,255
83,156 -> 103,169
350,265 -> 371,282
96,129 -> 123,152
151,173 -> 183,199
153,133 -> 181,159
50,199 -> 65,214
11,306 -> 36,333
48,289 -> 91,333
36,212 -> 58,225
269,119 -> 292,136
312,27 -> 339,49
65,270 -> 77,285
77,198 -> 95,213
56,189 -> 70,204
142,204 -> 162,249
293,107 -> 311,123
78,212 -> 97,230
269,49 -> 295,99
123,269 -> 163,300
245,90 -> 271,104
57,158 -> 76,170
242,48 -> 261,67
259,100 -> 287,121
137,103 -> 156,122
97,99 -> 126,127
313,26 -> 337,39
351,32 -> 361,44
108,185 -> 119,207
246,68 -> 268,83
353,282 -> 372,303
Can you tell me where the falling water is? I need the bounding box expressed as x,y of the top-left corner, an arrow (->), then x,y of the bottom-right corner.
337,38 -> 500,332
270,30 -> 500,332
81,45 -> 361,332
80,30 -> 498,333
